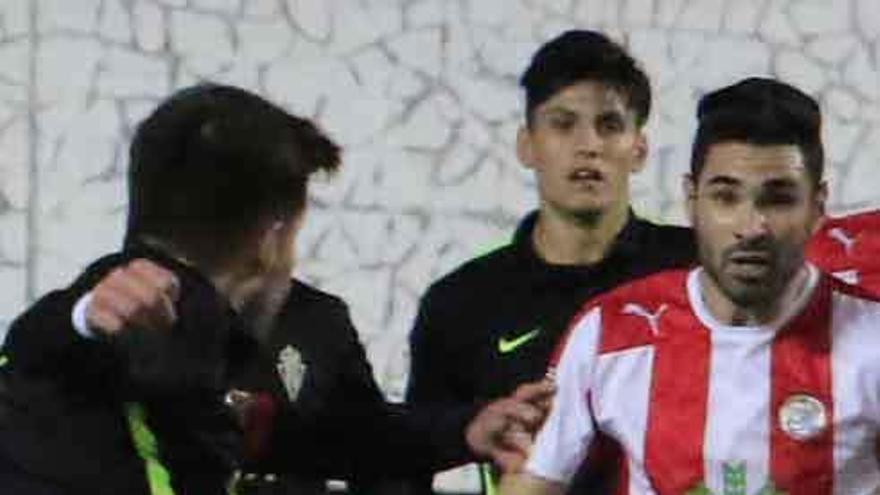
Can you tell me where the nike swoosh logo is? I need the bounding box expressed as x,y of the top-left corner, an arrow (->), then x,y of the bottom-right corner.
498,328 -> 541,354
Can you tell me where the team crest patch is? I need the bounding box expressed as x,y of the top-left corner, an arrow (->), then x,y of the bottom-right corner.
778,394 -> 827,441
277,345 -> 306,402
685,462 -> 786,495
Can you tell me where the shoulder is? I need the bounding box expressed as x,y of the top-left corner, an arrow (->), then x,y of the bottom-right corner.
273,279 -> 360,349
421,242 -> 519,302
564,269 -> 692,356
828,274 -> 880,314
809,210 -> 880,257
632,218 -> 696,259
645,222 -> 694,245
808,210 -> 880,282
825,273 -> 880,363
598,267 -> 692,307
823,209 -> 880,231
285,279 -> 348,313
279,280 -> 353,335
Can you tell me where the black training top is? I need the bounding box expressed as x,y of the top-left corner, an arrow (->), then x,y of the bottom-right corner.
0,247 -> 478,495
0,244 -> 251,495
234,279 -> 477,494
406,210 -> 696,492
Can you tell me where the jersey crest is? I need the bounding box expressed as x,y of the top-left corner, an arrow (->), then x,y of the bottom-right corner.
277,345 -> 306,402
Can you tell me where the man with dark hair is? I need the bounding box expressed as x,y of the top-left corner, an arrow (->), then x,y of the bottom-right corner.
0,83 -> 339,493
689,77 -> 824,188
0,83 -> 549,494
501,77 -> 880,494
404,30 -> 695,493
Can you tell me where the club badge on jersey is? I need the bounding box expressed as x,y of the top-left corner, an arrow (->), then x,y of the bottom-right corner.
778,394 -> 828,441
277,345 -> 306,402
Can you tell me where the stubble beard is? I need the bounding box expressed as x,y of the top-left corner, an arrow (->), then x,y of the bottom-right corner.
699,239 -> 804,317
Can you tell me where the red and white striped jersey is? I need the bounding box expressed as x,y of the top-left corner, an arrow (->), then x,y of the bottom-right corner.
807,210 -> 880,294
527,264 -> 880,495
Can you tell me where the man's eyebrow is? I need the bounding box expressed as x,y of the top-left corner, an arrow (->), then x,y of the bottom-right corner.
704,175 -> 741,187
597,108 -> 626,118
762,177 -> 801,190
537,106 -> 576,117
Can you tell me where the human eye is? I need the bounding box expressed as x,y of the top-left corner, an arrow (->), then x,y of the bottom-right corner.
596,112 -> 626,134
546,112 -> 576,132
754,178 -> 807,209
758,190 -> 801,209
708,188 -> 740,206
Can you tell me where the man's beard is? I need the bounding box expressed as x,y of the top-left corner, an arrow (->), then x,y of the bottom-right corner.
569,206 -> 604,227
699,235 -> 804,311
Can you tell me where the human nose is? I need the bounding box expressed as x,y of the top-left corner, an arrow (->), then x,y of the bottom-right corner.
735,202 -> 771,240
573,123 -> 602,158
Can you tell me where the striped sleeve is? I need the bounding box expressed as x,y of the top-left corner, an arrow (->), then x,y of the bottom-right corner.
525,306 -> 602,483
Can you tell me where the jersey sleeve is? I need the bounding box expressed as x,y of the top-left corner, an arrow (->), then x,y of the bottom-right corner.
807,209 -> 880,294
526,306 -> 602,484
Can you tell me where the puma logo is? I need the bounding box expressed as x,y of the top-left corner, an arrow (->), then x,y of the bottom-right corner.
828,227 -> 857,255
622,303 -> 668,335
832,269 -> 860,285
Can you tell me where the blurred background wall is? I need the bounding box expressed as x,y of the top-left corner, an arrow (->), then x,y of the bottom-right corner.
1,0 -> 878,489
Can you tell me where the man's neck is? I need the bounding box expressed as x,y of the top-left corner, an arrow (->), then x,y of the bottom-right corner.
531,203 -> 630,266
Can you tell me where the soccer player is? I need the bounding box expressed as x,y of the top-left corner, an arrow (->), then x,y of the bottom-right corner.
72,255 -> 548,494
3,83 -> 550,494
0,83 -> 340,493
404,30 -> 695,493
502,77 -> 880,494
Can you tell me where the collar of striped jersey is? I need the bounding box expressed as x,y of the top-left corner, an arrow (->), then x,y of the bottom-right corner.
687,263 -> 819,334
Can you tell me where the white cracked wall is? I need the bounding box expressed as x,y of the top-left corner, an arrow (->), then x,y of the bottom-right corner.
1,0 -> 879,489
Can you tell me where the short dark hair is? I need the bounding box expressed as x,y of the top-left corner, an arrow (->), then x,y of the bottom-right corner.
520,30 -> 651,127
126,83 -> 340,254
691,77 -> 823,187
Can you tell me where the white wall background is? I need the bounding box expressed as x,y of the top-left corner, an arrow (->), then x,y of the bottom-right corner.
1,0 -> 879,488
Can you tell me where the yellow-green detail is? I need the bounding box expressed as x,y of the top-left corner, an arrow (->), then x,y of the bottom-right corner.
0,354 -> 8,367
481,464 -> 498,495
125,403 -> 175,495
498,328 -> 541,354
685,462 -> 787,495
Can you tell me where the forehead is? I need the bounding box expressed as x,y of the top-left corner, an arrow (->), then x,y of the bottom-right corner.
537,80 -> 629,115
698,141 -> 808,186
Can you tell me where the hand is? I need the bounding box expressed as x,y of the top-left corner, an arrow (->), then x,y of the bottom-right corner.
224,389 -> 278,461
465,379 -> 555,473
86,259 -> 180,337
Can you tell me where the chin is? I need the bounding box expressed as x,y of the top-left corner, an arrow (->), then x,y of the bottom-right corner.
565,197 -> 609,214
568,207 -> 605,225
723,277 -> 782,307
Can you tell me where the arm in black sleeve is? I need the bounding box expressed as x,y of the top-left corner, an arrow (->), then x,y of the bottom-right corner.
1,252 -> 245,493
250,291 -> 479,481
1,257 -> 128,388
406,285 -> 469,406
391,284 -> 481,493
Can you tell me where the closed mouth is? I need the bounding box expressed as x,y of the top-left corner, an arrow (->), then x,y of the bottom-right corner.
728,251 -> 772,265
